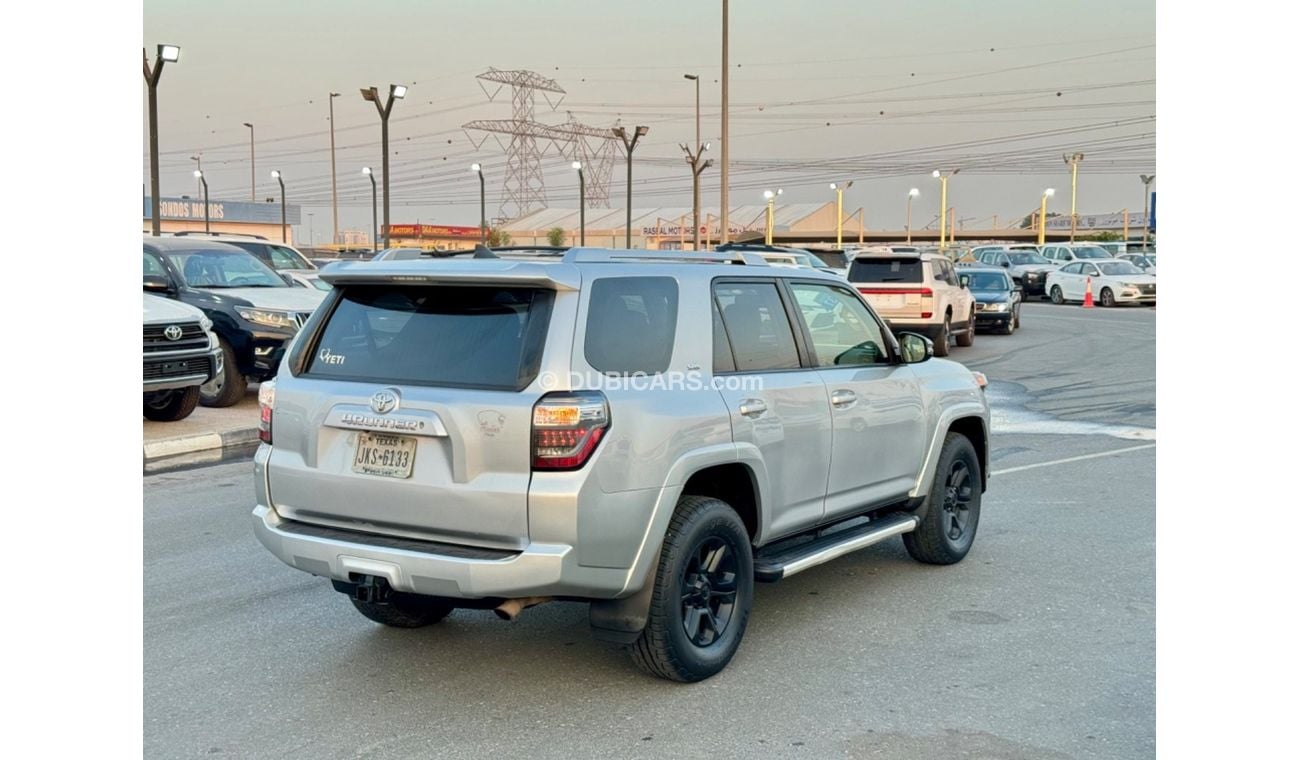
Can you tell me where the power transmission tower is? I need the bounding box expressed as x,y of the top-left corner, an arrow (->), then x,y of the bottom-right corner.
464,69 -> 620,219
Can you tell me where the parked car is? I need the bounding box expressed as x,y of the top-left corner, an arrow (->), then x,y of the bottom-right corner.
252,248 -> 991,683
284,270 -> 333,291
1040,243 -> 1115,267
847,248 -> 976,356
1117,253 -> 1157,275
372,247 -> 434,261
1046,259 -> 1156,306
169,232 -> 317,271
142,293 -> 223,421
143,236 -> 328,407
974,249 -> 1056,298
959,268 -> 1021,334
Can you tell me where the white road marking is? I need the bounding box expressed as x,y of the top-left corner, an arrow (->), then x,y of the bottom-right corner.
991,443 -> 1156,476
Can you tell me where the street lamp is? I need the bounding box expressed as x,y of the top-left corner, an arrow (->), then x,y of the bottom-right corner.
362,167 -> 378,253
932,169 -> 959,250
764,188 -> 782,245
361,83 -> 407,247
830,181 -> 853,248
682,141 -> 713,251
471,163 -> 486,244
720,0 -> 730,243
190,154 -> 202,196
243,122 -> 256,202
906,188 -> 920,244
1064,152 -> 1084,242
329,92 -> 341,245
613,125 -> 649,248
1140,174 -> 1156,247
1038,188 -> 1056,247
573,161 -> 586,246
193,170 -> 210,233
308,213 -> 315,247
271,170 -> 286,243
143,43 -> 181,236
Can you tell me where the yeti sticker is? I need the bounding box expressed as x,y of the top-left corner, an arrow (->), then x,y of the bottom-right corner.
477,410 -> 505,437
318,348 -> 345,365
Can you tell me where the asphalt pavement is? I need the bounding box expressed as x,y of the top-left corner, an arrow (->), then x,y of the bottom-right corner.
144,301 -> 1155,759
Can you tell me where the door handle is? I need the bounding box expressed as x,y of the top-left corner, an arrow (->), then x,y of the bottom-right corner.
738,398 -> 768,418
830,389 -> 858,409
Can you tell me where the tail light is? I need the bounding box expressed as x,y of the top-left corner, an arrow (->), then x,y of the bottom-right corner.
532,391 -> 609,470
919,287 -> 934,319
258,380 -> 275,444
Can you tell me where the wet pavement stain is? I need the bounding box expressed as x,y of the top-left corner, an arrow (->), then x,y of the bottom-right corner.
986,381 -> 1155,441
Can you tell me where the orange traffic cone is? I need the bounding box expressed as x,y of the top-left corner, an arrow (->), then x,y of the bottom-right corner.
1082,276 -> 1095,308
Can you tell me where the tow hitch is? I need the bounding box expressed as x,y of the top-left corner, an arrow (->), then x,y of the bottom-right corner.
334,575 -> 393,604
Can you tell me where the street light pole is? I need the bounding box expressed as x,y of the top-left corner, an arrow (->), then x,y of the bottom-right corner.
329,92 -> 340,245
243,122 -> 255,202
190,154 -> 202,196
1064,152 -> 1084,242
830,181 -> 853,248
271,170 -> 286,243
1140,174 -> 1155,247
932,169 -> 959,251
143,44 -> 180,237
193,170 -> 210,233
907,188 -> 919,244
1038,188 -> 1056,246
573,161 -> 586,245
362,167 -> 378,253
471,163 -> 486,244
308,213 -> 314,247
361,84 -> 408,248
613,125 -> 649,248
763,188 -> 782,245
684,73 -> 709,250
720,0 -> 730,244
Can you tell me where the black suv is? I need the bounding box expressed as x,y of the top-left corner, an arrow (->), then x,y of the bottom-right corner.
960,267 -> 1022,335
170,233 -> 316,271
143,237 -> 327,407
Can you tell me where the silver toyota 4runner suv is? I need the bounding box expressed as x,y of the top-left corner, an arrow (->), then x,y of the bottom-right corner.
252,248 -> 991,682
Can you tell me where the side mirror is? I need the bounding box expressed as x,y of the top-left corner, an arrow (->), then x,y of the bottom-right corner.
1012,288 -> 1023,301
280,273 -> 296,286
143,274 -> 172,294
959,274 -> 970,288
897,332 -> 933,364
1000,261 -> 1011,268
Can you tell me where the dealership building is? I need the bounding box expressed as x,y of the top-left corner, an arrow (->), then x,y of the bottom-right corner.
143,196 -> 302,243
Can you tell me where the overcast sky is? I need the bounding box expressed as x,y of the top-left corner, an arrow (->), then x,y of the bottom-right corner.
143,0 -> 1155,242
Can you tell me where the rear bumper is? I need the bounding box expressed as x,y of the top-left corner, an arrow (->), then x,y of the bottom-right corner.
885,321 -> 944,340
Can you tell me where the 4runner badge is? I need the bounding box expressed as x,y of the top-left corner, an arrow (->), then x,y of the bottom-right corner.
370,389 -> 400,415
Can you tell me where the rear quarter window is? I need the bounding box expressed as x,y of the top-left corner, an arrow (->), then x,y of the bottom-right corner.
303,284 -> 553,390
584,277 -> 679,374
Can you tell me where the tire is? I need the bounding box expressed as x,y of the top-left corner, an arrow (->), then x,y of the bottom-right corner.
1050,285 -> 1064,305
955,309 -> 975,347
199,337 -> 247,408
998,319 -> 1014,335
1100,287 -> 1115,307
349,592 -> 454,628
631,495 -> 754,683
1013,306 -> 1021,329
904,433 -> 982,565
142,386 -> 201,422
932,315 -> 951,357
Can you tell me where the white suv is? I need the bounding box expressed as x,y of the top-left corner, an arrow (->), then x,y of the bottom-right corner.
1040,243 -> 1115,267
847,250 -> 976,356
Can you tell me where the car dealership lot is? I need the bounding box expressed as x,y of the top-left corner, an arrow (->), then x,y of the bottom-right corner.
144,302 -> 1154,759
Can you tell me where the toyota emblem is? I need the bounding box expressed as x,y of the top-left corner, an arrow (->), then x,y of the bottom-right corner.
163,325 -> 183,341
370,388 -> 400,415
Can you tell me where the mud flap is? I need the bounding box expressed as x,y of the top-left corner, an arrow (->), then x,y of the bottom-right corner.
588,547 -> 662,644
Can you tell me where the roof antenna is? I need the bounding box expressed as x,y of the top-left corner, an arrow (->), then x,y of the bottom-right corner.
473,244 -> 499,259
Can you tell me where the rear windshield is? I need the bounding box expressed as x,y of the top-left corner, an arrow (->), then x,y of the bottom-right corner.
305,285 -> 553,390
810,251 -> 846,268
848,257 -> 923,283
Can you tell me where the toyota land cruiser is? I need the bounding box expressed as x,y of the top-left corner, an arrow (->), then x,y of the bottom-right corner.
252,247 -> 991,682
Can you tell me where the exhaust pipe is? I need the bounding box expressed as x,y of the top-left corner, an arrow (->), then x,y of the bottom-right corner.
494,596 -> 554,621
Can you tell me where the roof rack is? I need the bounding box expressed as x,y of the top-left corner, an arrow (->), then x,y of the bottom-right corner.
171,231 -> 268,240
562,248 -> 768,266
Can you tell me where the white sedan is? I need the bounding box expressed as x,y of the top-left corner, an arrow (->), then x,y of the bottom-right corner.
1046,259 -> 1156,306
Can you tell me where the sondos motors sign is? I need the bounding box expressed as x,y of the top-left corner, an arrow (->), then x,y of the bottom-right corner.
159,199 -> 225,220
143,196 -> 301,224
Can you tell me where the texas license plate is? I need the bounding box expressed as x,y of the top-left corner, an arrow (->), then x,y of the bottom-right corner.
353,432 -> 417,478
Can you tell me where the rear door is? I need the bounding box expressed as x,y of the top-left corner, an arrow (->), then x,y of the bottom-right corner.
712,279 -> 832,538
265,282 -> 558,550
847,255 -> 931,324
1057,262 -> 1085,299
786,281 -> 925,518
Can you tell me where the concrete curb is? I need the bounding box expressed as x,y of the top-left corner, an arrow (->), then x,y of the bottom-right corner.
144,427 -> 261,473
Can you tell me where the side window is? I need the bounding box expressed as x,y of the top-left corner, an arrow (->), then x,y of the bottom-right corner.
1061,262 -> 1083,274
929,259 -> 945,284
143,251 -> 166,278
996,254 -> 1010,267
1083,264 -> 1100,277
585,277 -> 678,374
713,282 -> 800,372
712,298 -> 735,373
790,283 -> 891,367
267,245 -> 307,270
